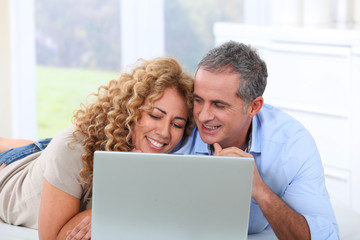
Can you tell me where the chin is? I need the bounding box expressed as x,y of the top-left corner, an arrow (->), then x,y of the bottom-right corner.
199,136 -> 218,145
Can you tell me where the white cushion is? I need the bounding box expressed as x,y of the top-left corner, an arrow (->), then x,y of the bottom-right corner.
0,222 -> 38,240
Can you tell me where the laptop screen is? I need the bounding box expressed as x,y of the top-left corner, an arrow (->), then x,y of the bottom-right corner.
91,151 -> 254,240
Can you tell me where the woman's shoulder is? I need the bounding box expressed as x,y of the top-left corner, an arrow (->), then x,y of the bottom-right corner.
49,126 -> 84,153
40,125 -> 85,172
52,125 -> 76,142
41,126 -> 86,198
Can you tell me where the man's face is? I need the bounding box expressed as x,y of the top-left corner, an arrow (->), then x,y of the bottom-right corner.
193,68 -> 252,149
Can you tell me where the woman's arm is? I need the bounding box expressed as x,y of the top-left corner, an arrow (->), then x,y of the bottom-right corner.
66,215 -> 92,240
38,180 -> 92,240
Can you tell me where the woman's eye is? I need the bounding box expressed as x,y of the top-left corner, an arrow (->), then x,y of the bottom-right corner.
194,97 -> 201,103
149,114 -> 160,119
172,123 -> 185,129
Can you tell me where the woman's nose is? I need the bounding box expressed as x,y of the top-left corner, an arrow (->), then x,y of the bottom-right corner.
156,121 -> 170,139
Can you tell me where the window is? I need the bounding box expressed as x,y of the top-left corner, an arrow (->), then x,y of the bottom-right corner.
34,0 -> 244,138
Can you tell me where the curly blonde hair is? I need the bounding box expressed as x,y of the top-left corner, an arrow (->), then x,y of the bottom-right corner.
72,57 -> 194,186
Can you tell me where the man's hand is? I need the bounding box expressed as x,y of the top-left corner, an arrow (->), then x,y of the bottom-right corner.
66,216 -> 91,240
213,143 -> 310,239
213,143 -> 252,158
213,143 -> 265,200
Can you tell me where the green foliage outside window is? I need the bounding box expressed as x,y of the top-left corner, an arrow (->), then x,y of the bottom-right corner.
35,0 -> 243,137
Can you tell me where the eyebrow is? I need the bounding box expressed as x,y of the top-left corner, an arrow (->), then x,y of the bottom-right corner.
193,93 -> 231,107
154,107 -> 187,121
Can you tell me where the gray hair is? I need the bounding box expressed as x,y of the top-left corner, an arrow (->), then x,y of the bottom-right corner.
197,40 -> 268,107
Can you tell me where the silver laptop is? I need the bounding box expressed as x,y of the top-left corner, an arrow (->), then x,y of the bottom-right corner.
91,151 -> 254,240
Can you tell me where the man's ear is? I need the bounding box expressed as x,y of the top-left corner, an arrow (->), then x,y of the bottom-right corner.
247,96 -> 263,117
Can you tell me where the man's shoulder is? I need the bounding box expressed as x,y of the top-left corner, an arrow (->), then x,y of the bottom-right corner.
255,103 -> 313,143
258,103 -> 296,121
258,104 -> 306,131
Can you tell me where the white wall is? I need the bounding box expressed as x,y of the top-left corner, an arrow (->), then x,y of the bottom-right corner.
0,0 -> 12,138
243,0 -> 360,28
0,0 -> 37,139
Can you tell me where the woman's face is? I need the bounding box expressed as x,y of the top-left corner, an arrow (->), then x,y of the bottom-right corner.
131,87 -> 188,153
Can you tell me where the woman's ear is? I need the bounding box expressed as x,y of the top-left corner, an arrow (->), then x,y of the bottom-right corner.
248,96 -> 264,117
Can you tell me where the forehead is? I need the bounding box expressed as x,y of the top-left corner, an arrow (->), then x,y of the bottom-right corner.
194,68 -> 240,99
151,87 -> 188,117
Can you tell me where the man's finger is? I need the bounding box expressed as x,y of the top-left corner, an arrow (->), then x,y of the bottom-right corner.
213,143 -> 222,156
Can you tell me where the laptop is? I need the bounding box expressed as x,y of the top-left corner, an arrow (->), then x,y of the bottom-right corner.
91,151 -> 254,240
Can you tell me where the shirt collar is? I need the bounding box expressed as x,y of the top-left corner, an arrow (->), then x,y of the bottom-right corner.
194,129 -> 210,155
194,118 -> 260,155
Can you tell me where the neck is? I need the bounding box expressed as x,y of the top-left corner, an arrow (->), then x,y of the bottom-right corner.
219,121 -> 252,151
239,122 -> 252,151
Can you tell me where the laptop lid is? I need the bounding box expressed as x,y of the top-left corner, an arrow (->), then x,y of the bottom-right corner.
91,151 -> 254,240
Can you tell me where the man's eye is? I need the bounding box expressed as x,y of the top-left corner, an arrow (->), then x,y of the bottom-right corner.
194,98 -> 201,103
215,103 -> 225,108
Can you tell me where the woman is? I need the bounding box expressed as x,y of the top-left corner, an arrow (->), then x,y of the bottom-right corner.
0,57 -> 194,240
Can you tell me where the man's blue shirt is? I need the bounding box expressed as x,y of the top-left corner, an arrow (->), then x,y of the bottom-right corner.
173,103 -> 339,239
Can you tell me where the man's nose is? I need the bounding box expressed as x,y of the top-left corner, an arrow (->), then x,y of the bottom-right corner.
197,104 -> 214,122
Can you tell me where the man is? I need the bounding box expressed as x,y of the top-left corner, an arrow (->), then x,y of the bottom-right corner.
173,41 -> 339,239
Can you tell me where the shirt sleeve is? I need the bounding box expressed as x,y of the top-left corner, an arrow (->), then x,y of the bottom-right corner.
281,131 -> 339,239
42,126 -> 85,199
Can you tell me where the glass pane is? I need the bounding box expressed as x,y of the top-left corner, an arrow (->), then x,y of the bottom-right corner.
35,0 -> 121,138
34,0 -> 244,138
164,0 -> 244,74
